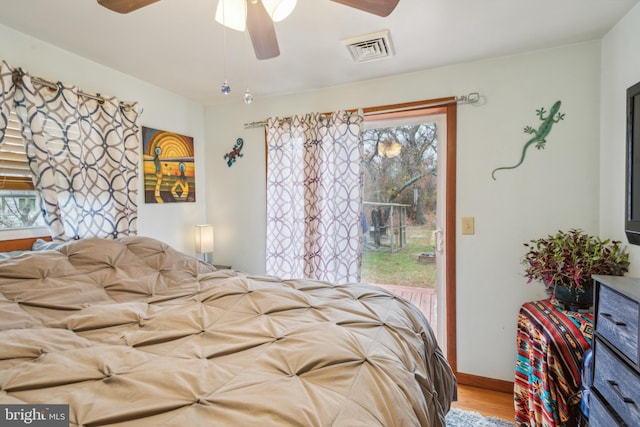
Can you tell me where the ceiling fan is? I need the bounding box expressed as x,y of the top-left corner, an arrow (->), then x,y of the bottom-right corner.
97,0 -> 400,60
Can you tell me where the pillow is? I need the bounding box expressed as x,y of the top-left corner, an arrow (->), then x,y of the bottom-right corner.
0,250 -> 29,260
31,239 -> 65,251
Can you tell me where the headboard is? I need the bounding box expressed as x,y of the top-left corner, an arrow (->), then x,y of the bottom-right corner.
1,236 -> 52,252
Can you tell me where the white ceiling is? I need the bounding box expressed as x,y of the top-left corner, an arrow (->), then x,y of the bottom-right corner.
0,0 -> 637,106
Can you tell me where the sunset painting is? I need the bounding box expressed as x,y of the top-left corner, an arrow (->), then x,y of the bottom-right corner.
142,127 -> 195,203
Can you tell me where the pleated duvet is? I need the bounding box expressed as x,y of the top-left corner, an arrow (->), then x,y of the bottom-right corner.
0,236 -> 456,426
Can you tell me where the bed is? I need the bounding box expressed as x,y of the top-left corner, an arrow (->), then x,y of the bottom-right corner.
0,236 -> 456,426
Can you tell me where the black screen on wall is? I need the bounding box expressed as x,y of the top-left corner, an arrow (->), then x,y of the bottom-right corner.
625,80 -> 640,244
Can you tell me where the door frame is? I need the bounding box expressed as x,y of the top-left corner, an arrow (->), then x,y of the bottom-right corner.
443,102 -> 457,372
363,98 -> 457,371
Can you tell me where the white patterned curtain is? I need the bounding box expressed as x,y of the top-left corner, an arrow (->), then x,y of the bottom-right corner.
13,68 -> 141,241
266,111 -> 364,284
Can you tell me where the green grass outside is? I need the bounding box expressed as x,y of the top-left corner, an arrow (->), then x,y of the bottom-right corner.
361,226 -> 437,288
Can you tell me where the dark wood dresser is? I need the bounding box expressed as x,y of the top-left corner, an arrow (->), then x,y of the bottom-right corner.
590,275 -> 640,426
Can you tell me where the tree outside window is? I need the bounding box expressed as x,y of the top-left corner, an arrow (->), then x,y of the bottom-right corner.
363,122 -> 438,227
0,190 -> 45,229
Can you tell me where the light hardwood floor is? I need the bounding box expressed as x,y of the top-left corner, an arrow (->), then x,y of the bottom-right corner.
375,286 -> 516,422
453,384 -> 515,422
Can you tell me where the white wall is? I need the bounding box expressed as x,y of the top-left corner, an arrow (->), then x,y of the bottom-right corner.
0,24 -> 207,255
205,41 -> 602,381
600,4 -> 640,275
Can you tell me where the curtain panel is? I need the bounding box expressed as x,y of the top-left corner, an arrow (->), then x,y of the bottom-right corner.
11,67 -> 141,241
266,111 -> 364,284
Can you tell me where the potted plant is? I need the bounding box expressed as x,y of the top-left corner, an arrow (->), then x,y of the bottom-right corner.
522,229 -> 630,309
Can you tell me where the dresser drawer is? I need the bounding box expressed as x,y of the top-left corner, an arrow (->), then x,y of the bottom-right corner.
590,391 -> 623,427
596,284 -> 639,366
593,339 -> 640,426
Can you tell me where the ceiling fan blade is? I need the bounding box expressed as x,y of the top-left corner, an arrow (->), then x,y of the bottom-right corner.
331,0 -> 399,17
246,0 -> 280,60
97,0 -> 161,14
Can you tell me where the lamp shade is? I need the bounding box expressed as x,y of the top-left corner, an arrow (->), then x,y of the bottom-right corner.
215,0 -> 297,31
195,225 -> 215,254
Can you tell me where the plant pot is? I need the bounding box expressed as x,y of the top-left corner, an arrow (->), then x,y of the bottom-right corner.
549,284 -> 594,311
418,252 -> 436,264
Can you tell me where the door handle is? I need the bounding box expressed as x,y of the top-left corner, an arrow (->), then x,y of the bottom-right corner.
435,229 -> 443,253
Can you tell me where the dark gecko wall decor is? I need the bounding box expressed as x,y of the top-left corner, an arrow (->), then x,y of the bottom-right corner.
491,101 -> 564,180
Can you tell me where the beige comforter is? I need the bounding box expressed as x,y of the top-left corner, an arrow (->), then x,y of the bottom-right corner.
0,236 -> 456,426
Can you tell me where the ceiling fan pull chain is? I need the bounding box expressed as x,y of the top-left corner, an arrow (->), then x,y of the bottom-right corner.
243,30 -> 253,104
220,0 -> 232,94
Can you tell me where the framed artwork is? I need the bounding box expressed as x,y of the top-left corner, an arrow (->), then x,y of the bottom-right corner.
142,126 -> 195,203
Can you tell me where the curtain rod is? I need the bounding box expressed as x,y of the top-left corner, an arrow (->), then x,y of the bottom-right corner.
243,92 -> 481,128
13,71 -> 141,112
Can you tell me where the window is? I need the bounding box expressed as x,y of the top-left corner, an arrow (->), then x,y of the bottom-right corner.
0,109 -> 45,230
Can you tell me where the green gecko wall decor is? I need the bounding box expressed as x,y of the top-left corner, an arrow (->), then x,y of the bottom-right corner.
491,100 -> 565,180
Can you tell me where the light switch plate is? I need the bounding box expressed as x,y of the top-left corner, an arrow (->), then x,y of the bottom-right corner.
461,217 -> 475,235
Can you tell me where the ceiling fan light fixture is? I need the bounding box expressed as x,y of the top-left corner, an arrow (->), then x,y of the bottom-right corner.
215,0 -> 247,31
263,0 -> 296,22
215,0 -> 296,31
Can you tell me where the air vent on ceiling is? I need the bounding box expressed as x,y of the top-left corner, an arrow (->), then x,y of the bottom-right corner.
342,30 -> 394,63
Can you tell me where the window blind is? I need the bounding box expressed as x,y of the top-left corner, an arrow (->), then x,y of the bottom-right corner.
0,110 -> 32,190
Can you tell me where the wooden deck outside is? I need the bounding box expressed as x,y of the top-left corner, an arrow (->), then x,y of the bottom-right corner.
376,284 -> 437,328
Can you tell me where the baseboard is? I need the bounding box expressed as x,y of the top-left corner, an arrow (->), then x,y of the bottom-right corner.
456,372 -> 514,394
